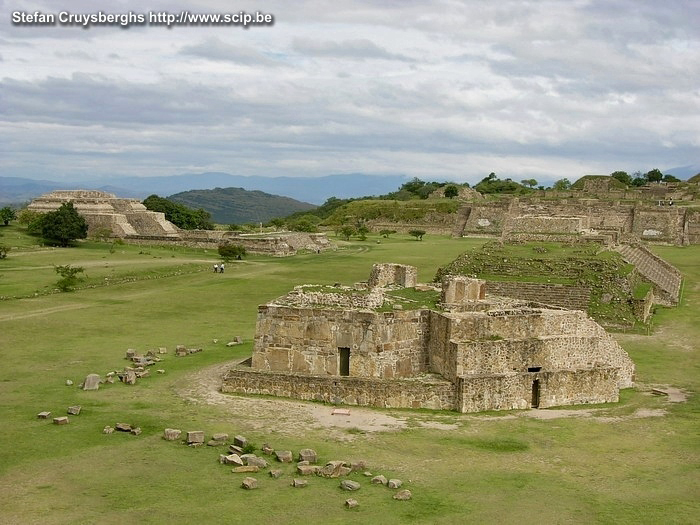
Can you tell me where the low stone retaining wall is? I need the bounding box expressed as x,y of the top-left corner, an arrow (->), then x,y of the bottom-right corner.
222,368 -> 458,411
485,281 -> 591,311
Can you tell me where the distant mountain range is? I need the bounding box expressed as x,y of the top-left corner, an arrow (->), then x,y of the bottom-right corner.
168,187 -> 315,224
0,172 -> 410,206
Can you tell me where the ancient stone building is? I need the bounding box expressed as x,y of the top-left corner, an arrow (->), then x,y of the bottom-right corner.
223,264 -> 635,413
27,190 -> 179,237
26,190 -> 333,255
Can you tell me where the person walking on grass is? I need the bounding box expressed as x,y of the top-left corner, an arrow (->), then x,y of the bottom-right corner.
220,263 -> 225,273
213,263 -> 218,273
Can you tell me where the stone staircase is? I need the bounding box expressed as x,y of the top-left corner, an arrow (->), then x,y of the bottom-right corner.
614,243 -> 682,305
452,205 -> 471,237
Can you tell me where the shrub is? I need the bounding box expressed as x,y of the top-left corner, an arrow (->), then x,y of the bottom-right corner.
54,264 -> 85,292
218,244 -> 246,261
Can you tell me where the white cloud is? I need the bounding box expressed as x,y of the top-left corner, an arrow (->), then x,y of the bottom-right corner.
1,0 -> 698,185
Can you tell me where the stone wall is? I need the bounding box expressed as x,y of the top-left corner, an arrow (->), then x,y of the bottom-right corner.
222,368 -> 457,411
368,263 -> 418,288
485,282 -> 591,311
278,286 -> 385,310
252,305 -> 430,379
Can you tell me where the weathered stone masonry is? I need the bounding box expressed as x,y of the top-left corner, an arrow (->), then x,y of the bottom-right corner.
223,264 -> 635,413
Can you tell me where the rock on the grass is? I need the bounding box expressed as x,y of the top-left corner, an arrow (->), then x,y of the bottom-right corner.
53,416 -> 69,425
163,428 -> 182,441
244,456 -> 269,469
393,489 -> 412,501
67,406 -> 81,415
340,480 -> 361,491
345,498 -> 359,508
103,426 -> 114,434
232,466 -> 259,473
371,475 -> 387,485
233,435 -> 248,448
223,454 -> 244,467
291,479 -> 308,488
130,427 -> 142,436
269,469 -> 282,479
115,422 -> 132,432
186,431 -> 205,444
297,465 -> 320,476
298,448 -> 317,463
275,450 -> 293,463
241,477 -> 258,490
388,479 -> 402,489
261,443 -> 274,455
82,373 -> 101,391
37,411 -> 51,419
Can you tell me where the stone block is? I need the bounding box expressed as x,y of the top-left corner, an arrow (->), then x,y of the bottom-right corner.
340,480 -> 361,491
212,433 -> 229,442
163,428 -> 181,440
158,347 -> 167,354
261,443 -> 274,455
233,435 -> 248,448
37,411 -> 51,419
371,475 -> 387,485
224,454 -> 244,467
241,477 -> 258,490
232,466 -> 259,473
244,456 -> 269,469
82,373 -> 101,391
298,448 -> 317,463
388,479 -> 402,489
275,450 -> 293,463
115,422 -> 132,432
187,431 -> 205,444
297,465 -> 320,476
269,469 -> 282,479
291,479 -> 308,488
393,489 -> 412,500
103,426 -> 114,434
345,498 -> 359,508
53,416 -> 69,425
228,444 -> 244,455
67,406 -> 81,415
130,427 -> 142,436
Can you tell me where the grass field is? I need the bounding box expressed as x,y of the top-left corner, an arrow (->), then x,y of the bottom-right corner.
1,224 -> 698,524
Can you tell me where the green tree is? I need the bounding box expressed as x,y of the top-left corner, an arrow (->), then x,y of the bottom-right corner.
631,171 -> 647,187
40,202 -> 88,247
218,244 -> 246,261
444,185 -> 459,198
662,174 -> 681,183
610,171 -> 632,186
338,225 -> 356,240
409,229 -> 426,241
356,225 -> 369,241
379,229 -> 396,238
646,168 -> 663,183
0,207 -> 17,226
267,218 -> 285,229
520,179 -> 538,188
142,195 -> 214,230
54,264 -> 85,292
552,178 -> 572,190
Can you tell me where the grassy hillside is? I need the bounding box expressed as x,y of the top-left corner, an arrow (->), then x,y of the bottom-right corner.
168,187 -> 316,225
0,224 -> 698,524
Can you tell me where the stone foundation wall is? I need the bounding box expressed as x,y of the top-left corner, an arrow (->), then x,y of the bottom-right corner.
458,368 -> 621,412
252,305 -> 430,379
368,263 -> 418,288
485,282 -> 591,311
504,215 -> 587,234
222,368 -> 457,411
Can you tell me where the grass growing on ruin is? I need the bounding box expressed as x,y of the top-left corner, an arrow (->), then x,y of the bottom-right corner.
0,229 -> 698,524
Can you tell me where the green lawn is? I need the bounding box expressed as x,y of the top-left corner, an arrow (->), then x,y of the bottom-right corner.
0,225 -> 698,524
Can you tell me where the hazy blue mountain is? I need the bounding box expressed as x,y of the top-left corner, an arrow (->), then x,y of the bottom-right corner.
168,187 -> 316,224
1,173 -> 410,205
664,165 -> 700,179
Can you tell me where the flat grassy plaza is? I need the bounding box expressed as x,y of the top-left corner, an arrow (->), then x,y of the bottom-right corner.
1,226 -> 698,524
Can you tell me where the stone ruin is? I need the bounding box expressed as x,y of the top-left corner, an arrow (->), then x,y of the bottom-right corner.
27,190 -> 334,256
222,263 -> 635,413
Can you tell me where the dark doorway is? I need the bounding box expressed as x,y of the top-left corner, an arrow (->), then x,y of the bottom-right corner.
531,379 -> 540,408
339,347 -> 350,376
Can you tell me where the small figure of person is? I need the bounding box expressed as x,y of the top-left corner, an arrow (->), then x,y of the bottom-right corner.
213,263 -> 219,273
219,263 -> 225,273
668,198 -> 674,206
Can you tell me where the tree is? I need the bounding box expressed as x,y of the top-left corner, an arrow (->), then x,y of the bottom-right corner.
662,174 -> 681,183
356,225 -> 369,241
40,202 -> 88,247
646,169 -> 663,183
218,244 -> 246,261
54,264 -> 85,292
444,185 -> 459,199
520,179 -> 538,188
610,171 -> 633,186
142,195 -> 213,230
409,229 -> 426,241
0,207 -> 17,226
552,178 -> 571,190
338,225 -> 356,241
379,229 -> 396,238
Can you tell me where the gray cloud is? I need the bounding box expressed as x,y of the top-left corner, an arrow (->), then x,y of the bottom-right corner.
0,0 -> 698,185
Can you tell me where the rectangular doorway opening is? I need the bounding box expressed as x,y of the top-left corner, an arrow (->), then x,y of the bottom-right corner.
339,347 -> 350,376
531,379 -> 540,408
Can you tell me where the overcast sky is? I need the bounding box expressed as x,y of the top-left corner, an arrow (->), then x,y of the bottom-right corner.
1,0 -> 698,185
